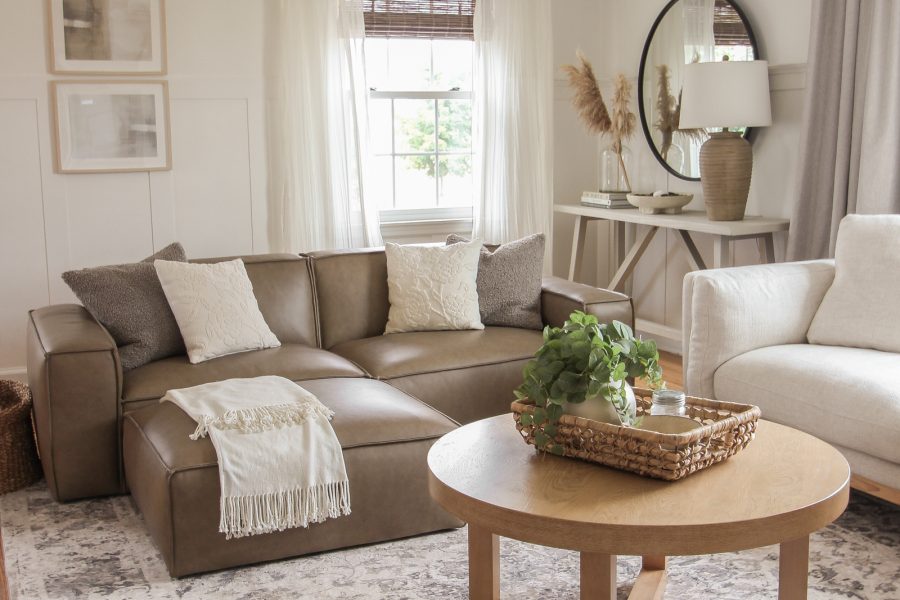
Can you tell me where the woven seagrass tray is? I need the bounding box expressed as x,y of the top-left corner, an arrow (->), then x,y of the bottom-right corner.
511,388 -> 761,481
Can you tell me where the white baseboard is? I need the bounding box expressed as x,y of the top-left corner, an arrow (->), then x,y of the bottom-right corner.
0,367 -> 27,382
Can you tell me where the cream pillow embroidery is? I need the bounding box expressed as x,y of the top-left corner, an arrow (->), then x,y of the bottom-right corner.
384,240 -> 484,334
155,259 -> 281,363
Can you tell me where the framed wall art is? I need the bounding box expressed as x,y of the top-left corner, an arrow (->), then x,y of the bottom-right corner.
47,0 -> 167,74
51,80 -> 171,173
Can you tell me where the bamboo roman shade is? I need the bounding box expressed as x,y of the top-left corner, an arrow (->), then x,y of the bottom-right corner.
363,0 -> 476,40
713,0 -> 752,47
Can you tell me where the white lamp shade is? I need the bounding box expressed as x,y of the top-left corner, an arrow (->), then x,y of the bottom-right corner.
678,60 -> 772,129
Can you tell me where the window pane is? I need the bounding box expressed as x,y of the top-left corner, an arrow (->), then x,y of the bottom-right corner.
396,155 -> 437,209
386,38 -> 432,90
432,40 -> 473,90
395,99 -> 436,153
369,155 -> 394,210
438,100 -> 471,152
438,156 -> 473,207
369,98 -> 392,155
364,38 -> 389,89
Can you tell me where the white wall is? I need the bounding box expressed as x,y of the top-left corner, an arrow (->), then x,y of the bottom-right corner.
0,0 -> 268,377
553,0 -> 811,351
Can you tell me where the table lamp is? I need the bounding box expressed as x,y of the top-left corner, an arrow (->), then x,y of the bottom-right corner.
679,60 -> 772,221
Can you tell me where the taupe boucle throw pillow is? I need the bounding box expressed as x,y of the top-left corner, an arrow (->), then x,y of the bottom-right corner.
62,243 -> 187,370
447,233 -> 545,329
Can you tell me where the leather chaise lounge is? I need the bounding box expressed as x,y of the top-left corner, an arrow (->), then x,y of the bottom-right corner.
26,248 -> 632,576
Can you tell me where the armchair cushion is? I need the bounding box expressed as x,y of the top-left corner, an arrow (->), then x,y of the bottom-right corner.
714,343 -> 900,465
807,214 -> 900,354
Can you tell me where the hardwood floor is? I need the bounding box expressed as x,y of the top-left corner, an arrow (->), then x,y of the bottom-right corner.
638,350 -> 683,391
0,351 -> 685,600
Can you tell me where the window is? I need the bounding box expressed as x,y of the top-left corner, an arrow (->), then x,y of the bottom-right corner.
363,3 -> 475,222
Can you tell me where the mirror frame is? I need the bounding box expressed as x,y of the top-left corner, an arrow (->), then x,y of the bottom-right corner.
637,0 -> 761,181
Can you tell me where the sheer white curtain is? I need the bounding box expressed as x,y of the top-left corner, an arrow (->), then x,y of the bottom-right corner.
682,0 -> 716,64
266,0 -> 382,253
472,0 -> 553,261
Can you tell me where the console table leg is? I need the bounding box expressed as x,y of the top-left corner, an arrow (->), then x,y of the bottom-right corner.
580,552 -> 616,600
569,215 -> 590,281
713,236 -> 733,268
468,525 -> 499,600
779,536 -> 809,600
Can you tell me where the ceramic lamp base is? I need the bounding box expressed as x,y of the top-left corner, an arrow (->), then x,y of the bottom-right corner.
699,131 -> 752,221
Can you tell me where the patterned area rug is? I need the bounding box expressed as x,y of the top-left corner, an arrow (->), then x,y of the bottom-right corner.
1,483 -> 898,599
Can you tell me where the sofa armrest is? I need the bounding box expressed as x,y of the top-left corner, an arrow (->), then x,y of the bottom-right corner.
682,260 -> 835,399
27,304 -> 124,501
541,276 -> 634,329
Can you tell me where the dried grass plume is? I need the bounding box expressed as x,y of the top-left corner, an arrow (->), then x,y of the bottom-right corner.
561,51 -> 611,134
655,64 -> 707,162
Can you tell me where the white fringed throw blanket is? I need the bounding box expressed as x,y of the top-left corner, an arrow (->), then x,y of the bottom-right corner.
162,376 -> 350,539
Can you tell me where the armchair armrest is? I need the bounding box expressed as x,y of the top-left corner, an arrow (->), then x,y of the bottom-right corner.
27,304 -> 124,501
541,276 -> 633,329
682,260 -> 835,399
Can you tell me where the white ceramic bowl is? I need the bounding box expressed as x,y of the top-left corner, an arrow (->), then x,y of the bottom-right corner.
626,193 -> 693,215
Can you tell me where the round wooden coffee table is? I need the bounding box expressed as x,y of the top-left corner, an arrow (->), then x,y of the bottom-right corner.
427,415 -> 850,600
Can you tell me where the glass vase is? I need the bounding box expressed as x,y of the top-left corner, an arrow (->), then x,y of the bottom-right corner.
600,144 -> 632,192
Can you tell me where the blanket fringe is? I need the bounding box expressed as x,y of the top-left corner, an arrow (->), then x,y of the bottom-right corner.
189,403 -> 335,440
219,481 -> 352,539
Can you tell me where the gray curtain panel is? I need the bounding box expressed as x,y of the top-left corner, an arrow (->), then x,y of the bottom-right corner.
787,0 -> 900,260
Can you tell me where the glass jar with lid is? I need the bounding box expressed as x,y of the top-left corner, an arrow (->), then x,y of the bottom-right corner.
650,389 -> 686,416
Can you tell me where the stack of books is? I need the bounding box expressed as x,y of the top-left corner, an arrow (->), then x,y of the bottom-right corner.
581,191 -> 631,209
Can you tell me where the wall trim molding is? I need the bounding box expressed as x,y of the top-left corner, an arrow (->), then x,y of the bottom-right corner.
0,367 -> 27,382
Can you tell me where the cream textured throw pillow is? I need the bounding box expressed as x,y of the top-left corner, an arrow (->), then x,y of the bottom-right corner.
384,240 -> 484,334
155,259 -> 281,363
807,214 -> 900,353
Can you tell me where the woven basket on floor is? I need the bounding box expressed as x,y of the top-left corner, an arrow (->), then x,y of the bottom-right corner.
511,387 -> 760,481
0,380 -> 42,494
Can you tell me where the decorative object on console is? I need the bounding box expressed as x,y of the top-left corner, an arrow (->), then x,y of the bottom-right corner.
384,240 -> 484,334
807,214 -> 900,354
515,311 -> 663,449
654,64 -> 707,173
46,0 -> 167,75
445,233 -> 545,330
154,258 -> 281,364
626,192 -> 693,214
61,242 -> 187,370
0,380 -> 42,495
562,53 -> 636,192
679,60 -> 772,220
51,80 -> 172,173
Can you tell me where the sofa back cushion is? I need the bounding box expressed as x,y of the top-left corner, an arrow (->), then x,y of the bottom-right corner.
307,248 -> 390,349
807,214 -> 900,353
191,254 -> 318,347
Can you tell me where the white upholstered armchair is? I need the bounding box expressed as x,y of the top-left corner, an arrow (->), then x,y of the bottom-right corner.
682,259 -> 900,504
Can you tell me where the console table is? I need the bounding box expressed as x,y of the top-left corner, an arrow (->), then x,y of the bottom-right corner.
554,204 -> 790,340
556,204 -> 790,285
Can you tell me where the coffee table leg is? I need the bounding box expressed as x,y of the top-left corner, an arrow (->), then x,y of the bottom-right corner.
779,536 -> 810,600
468,525 -> 499,600
580,552 -> 616,600
630,556 -> 667,599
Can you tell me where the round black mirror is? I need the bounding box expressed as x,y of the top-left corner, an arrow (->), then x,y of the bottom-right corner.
637,0 -> 760,181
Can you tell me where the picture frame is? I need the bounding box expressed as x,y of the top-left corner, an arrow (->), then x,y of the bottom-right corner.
51,80 -> 172,174
46,0 -> 167,75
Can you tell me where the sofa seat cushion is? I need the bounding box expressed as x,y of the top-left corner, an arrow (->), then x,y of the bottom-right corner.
122,344 -> 364,407
122,378 -> 461,576
330,327 -> 543,380
714,344 -> 900,464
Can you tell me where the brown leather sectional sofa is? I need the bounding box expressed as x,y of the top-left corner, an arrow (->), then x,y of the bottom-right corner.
26,248 -> 632,576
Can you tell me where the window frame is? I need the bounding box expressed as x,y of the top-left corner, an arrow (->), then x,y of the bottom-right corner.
369,88 -> 474,222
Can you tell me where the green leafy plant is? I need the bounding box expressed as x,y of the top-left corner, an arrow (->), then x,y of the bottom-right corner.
514,311 -> 663,453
